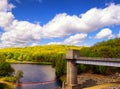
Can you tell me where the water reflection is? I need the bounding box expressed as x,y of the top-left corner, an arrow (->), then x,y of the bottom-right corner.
11,64 -> 61,89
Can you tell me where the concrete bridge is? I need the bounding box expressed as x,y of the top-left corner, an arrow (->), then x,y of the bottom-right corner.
64,50 -> 120,89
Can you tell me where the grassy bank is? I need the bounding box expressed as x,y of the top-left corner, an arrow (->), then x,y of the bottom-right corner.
8,60 -> 52,65
0,78 -> 14,89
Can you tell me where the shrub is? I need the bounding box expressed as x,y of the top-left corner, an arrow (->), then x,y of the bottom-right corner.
3,76 -> 16,82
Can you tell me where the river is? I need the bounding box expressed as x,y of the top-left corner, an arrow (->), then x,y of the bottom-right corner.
11,64 -> 61,89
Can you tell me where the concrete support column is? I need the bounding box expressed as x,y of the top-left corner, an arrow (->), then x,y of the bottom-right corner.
66,50 -> 79,85
67,59 -> 77,85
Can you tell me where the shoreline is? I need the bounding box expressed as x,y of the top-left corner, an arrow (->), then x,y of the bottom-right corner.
8,61 -> 52,65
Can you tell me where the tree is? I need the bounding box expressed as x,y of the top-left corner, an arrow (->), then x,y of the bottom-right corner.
0,53 -> 14,76
15,70 -> 23,83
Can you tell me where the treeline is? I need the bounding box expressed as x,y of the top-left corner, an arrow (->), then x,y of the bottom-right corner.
78,38 -> 120,74
80,38 -> 120,58
0,45 -> 81,62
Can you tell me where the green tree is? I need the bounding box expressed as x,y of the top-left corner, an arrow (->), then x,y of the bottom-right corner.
15,70 -> 23,83
0,53 -> 14,76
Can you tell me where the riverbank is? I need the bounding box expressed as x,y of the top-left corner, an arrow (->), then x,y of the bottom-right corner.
0,78 -> 14,89
78,73 -> 120,88
7,60 -> 51,65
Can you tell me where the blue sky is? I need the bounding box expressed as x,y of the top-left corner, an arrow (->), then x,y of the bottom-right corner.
0,0 -> 120,47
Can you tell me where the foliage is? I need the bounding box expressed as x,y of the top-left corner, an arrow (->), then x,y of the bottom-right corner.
15,70 -> 23,83
54,53 -> 67,77
80,38 -> 120,58
0,54 -> 14,77
77,64 -> 87,73
0,83 -> 13,89
3,76 -> 16,82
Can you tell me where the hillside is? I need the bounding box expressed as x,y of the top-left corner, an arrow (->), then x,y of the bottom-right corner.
80,38 -> 120,58
0,45 -> 82,62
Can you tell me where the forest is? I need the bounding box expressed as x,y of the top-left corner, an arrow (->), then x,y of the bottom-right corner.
80,38 -> 120,58
0,38 -> 120,80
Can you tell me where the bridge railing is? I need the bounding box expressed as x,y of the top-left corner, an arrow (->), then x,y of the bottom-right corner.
66,49 -> 120,62
77,57 -> 120,62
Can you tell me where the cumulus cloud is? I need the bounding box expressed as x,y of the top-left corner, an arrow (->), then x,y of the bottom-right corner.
0,0 -> 42,47
64,33 -> 87,45
42,3 -> 120,38
0,0 -> 15,12
0,12 -> 14,28
47,42 -> 62,45
47,33 -> 87,45
95,28 -> 114,39
0,0 -> 120,47
0,21 -> 42,47
42,13 -> 82,38
30,42 -> 40,46
80,3 -> 120,31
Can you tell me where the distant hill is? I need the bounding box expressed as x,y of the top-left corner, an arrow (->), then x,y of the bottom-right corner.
0,45 -> 82,62
80,38 -> 120,58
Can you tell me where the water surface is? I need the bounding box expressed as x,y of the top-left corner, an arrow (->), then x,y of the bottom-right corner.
11,64 -> 61,89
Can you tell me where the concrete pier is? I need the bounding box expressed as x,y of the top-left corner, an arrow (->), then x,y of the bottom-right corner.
65,50 -> 80,89
67,59 -> 77,85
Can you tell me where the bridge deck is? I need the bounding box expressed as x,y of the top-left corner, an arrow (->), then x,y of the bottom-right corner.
76,57 -> 120,62
76,57 -> 120,67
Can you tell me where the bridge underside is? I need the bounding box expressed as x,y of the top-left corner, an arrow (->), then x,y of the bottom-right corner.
76,60 -> 120,67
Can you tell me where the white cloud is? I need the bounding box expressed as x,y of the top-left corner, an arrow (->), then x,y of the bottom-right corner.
95,28 -> 114,39
30,42 -> 40,46
0,0 -> 43,48
0,12 -> 14,28
42,3 -> 120,38
80,3 -> 120,31
0,21 -> 42,47
0,0 -> 15,12
5,20 -> 42,32
42,13 -> 82,38
47,42 -> 62,45
64,33 -> 87,45
47,33 -> 87,45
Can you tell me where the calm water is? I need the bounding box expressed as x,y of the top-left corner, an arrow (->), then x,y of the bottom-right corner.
11,64 -> 61,89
